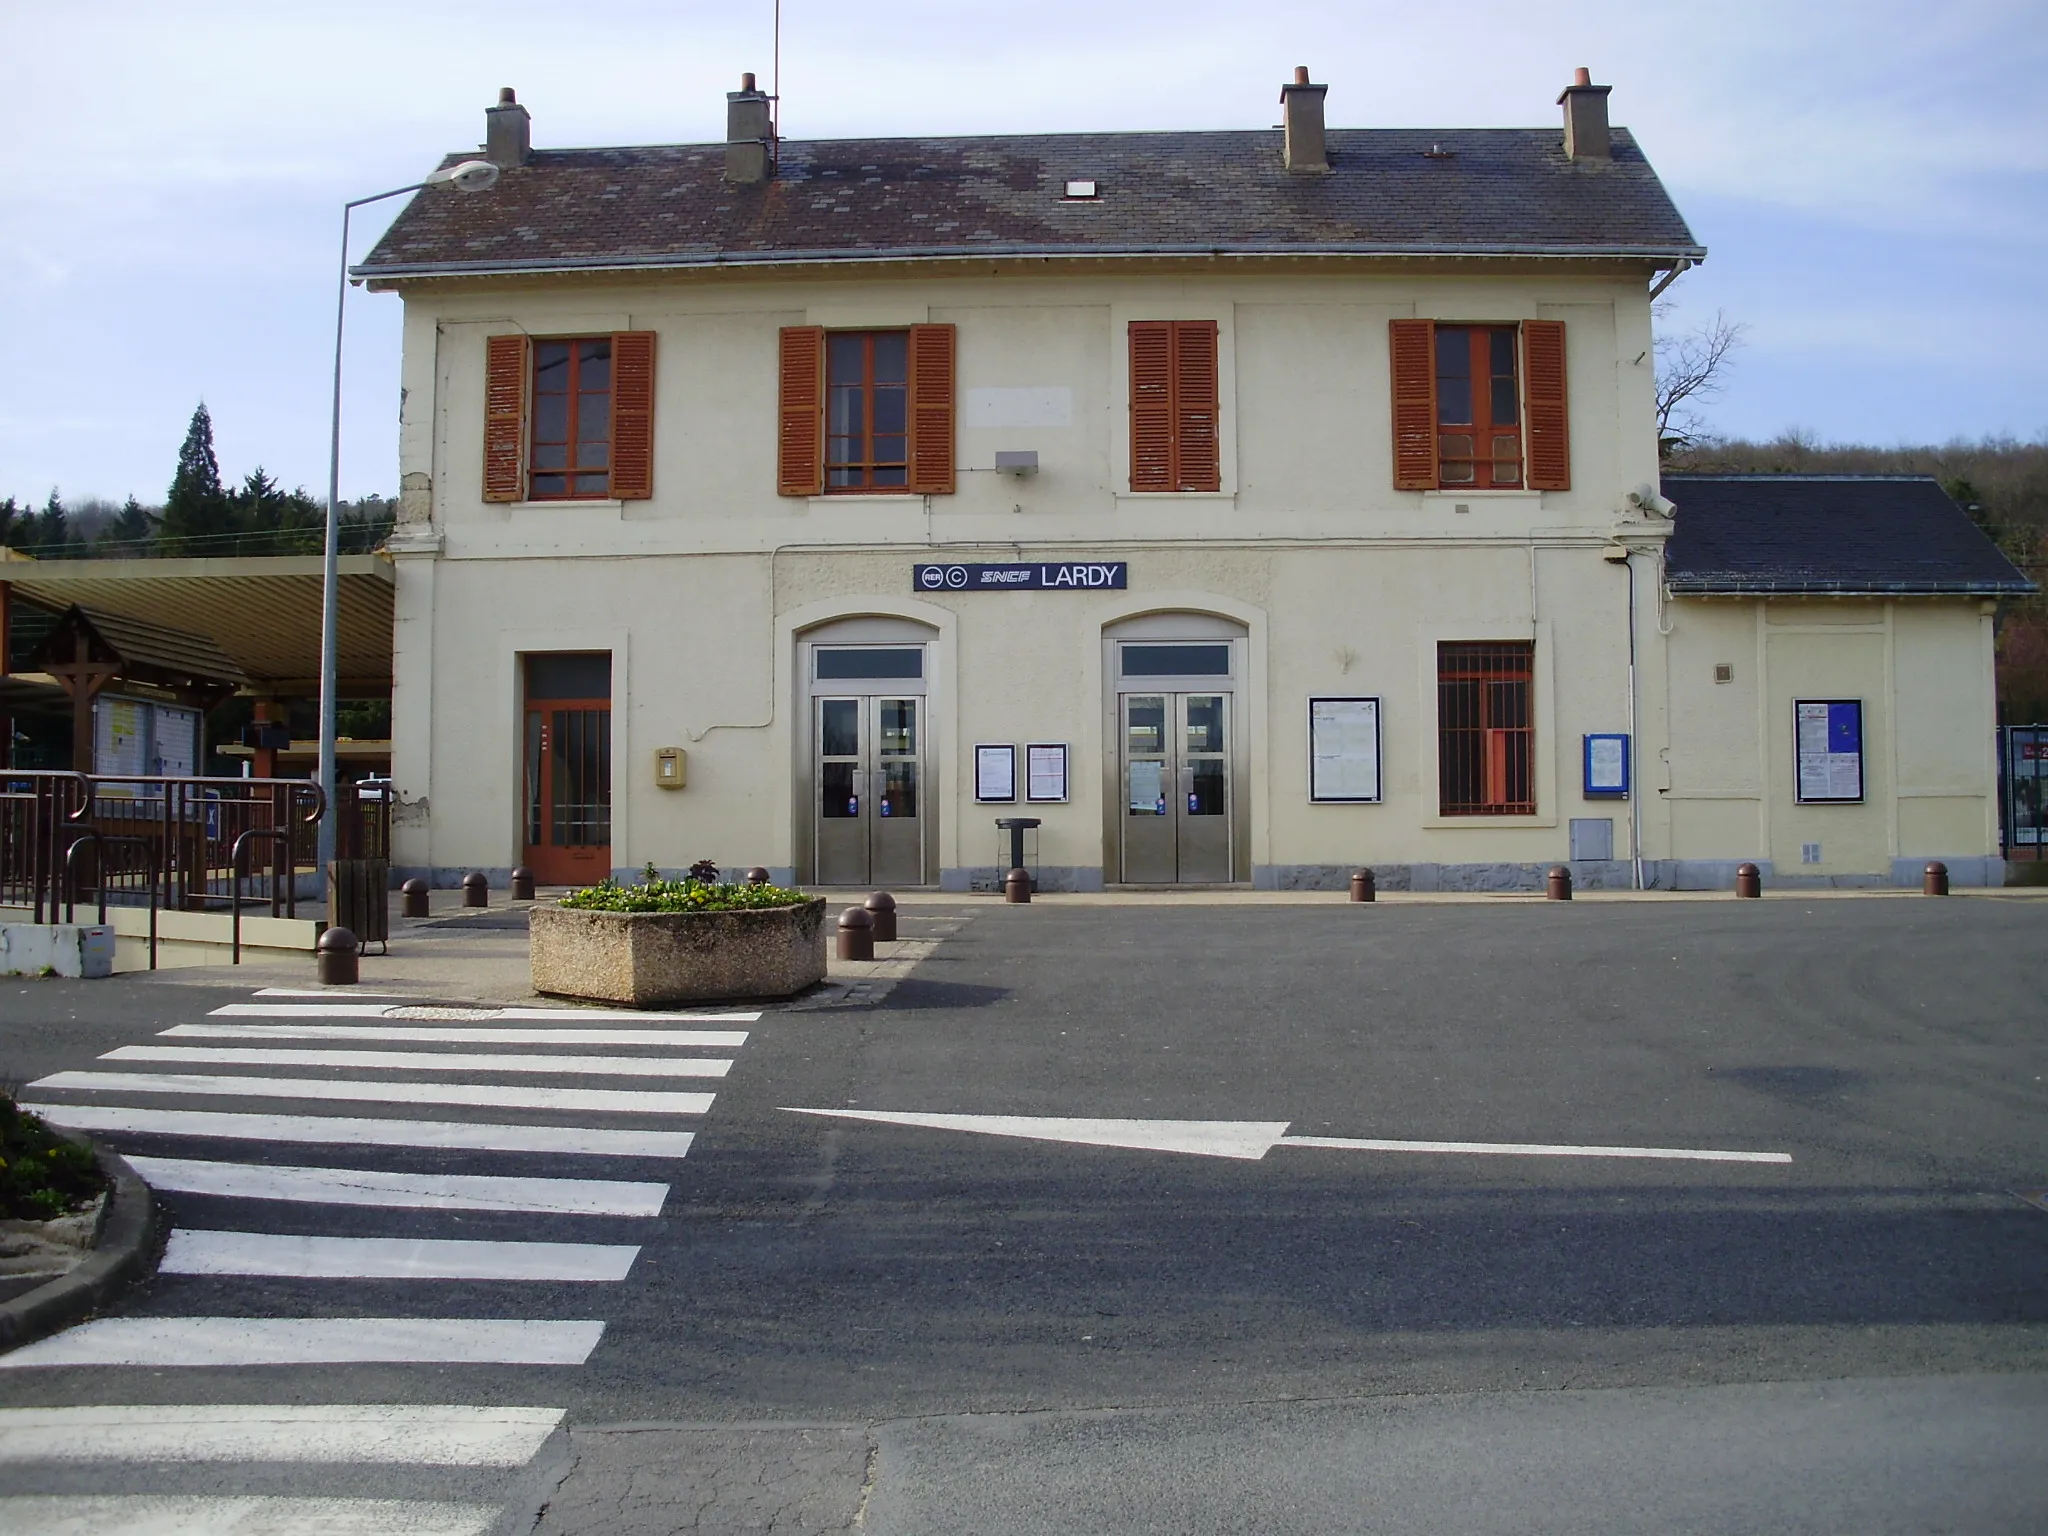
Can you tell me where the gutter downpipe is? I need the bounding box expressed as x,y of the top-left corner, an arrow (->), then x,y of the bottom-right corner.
1625,547 -> 1644,890
1647,258 -> 1693,302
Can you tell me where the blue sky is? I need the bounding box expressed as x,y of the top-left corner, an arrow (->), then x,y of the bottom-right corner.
3,0 -> 2043,506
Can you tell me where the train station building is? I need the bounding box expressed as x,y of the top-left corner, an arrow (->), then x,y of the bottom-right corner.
354,69 -> 2030,891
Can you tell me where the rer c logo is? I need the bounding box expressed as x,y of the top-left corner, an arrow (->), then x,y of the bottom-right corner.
944,566 -> 969,589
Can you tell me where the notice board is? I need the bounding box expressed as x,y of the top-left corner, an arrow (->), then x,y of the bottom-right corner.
1795,700 -> 1864,803
1308,697 -> 1382,803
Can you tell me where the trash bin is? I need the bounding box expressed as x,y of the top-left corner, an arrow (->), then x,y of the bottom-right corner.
328,858 -> 390,952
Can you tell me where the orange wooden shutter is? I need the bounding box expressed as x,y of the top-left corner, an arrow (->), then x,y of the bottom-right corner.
609,330 -> 656,500
1389,319 -> 1436,491
1128,321 -> 1174,492
906,323 -> 956,494
1521,319 -> 1570,491
1172,321 -> 1221,491
483,333 -> 530,503
777,326 -> 826,497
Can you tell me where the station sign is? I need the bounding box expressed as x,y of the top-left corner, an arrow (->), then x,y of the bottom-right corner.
914,561 -> 1128,592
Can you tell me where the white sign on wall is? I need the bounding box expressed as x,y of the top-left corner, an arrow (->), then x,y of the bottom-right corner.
975,744 -> 1016,803
1795,700 -> 1864,804
1308,697 -> 1382,803
1026,743 -> 1069,803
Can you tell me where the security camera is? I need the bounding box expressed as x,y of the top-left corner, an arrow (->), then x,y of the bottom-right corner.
1624,483 -> 1676,519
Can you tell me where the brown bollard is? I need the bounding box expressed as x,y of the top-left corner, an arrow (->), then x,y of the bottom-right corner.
836,904 -> 875,960
1735,862 -> 1762,899
1004,867 -> 1032,904
401,877 -> 429,919
1349,868 -> 1376,903
864,891 -> 897,942
1546,864 -> 1573,901
316,925 -> 360,985
1923,861 -> 1950,896
745,867 -> 771,886
510,865 -> 536,902
462,871 -> 489,908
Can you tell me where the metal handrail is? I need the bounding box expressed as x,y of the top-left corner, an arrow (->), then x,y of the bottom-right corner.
230,828 -> 295,964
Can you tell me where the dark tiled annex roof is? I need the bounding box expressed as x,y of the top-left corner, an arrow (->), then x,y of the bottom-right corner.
1662,476 -> 2036,597
358,128 -> 1703,279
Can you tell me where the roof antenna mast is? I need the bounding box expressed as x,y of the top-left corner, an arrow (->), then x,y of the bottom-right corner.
772,0 -> 782,140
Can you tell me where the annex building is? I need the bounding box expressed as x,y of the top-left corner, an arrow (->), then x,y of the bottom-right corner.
358,68 -> 2031,892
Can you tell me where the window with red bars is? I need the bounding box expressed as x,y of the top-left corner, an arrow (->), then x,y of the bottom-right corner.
1438,641 -> 1535,814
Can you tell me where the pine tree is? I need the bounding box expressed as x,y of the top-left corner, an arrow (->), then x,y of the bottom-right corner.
160,402 -> 234,556
0,496 -> 20,550
94,495 -> 159,556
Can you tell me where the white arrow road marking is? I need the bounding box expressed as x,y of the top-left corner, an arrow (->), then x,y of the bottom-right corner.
1278,1134 -> 1794,1164
782,1110 -> 1793,1164
0,1404 -> 565,1465
783,1108 -> 1290,1160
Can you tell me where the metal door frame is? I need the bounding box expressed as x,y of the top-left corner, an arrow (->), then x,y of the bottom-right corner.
1101,626 -> 1250,885
799,633 -> 935,886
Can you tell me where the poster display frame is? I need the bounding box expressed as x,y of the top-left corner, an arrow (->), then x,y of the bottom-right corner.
1794,698 -> 1865,804
1025,742 -> 1070,803
974,743 -> 1017,803
1307,696 -> 1383,804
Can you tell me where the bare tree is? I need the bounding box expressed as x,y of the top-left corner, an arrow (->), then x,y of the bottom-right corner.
1654,306 -> 1747,457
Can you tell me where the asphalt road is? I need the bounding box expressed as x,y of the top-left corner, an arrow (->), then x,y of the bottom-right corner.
2,895 -> 2045,1532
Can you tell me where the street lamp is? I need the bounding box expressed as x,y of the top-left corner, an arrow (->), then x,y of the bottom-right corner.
318,158 -> 500,885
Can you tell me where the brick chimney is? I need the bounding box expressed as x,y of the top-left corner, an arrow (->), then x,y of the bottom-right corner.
1280,66 -> 1329,174
484,87 -> 531,169
1557,67 -> 1611,161
726,72 -> 775,185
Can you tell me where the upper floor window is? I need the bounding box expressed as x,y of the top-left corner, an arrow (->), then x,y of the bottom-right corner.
827,332 -> 910,490
1128,320 -> 1220,493
482,331 -> 656,503
532,339 -> 613,499
1390,319 -> 1570,493
779,325 -> 956,497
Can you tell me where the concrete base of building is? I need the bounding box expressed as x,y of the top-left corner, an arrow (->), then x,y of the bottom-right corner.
1250,856 -> 2008,893
940,866 -> 1107,894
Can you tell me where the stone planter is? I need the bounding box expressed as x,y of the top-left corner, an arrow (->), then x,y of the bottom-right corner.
529,898 -> 828,1006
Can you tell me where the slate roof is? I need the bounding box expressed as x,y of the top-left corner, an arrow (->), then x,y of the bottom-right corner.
357,127 -> 1703,280
1662,476 -> 2037,597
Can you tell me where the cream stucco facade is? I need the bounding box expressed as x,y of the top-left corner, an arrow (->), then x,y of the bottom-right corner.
372,263 -> 2007,890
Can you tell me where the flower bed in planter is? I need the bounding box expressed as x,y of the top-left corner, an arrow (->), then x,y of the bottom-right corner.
530,875 -> 827,1006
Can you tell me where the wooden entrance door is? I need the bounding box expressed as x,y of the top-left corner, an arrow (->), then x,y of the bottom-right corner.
522,653 -> 612,887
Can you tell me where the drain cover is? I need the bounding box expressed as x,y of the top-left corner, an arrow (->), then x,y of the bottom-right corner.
385,1005 -> 501,1022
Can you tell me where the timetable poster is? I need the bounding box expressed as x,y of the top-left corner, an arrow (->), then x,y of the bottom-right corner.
1309,697 -> 1382,803
1027,743 -> 1070,803
975,744 -> 1016,802
1795,700 -> 1863,803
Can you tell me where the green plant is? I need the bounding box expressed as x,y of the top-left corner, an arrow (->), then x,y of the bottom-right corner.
0,1094 -> 105,1220
559,876 -> 809,914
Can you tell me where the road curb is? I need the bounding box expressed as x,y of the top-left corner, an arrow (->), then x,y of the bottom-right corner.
0,1142 -> 158,1354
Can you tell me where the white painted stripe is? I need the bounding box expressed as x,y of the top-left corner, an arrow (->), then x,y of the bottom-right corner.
165,1022 -> 750,1047
0,1317 -> 606,1368
0,1495 -> 497,1534
28,1072 -> 715,1117
1276,1134 -> 1795,1163
211,1003 -> 762,1022
782,1107 -> 1291,1160
20,1103 -> 697,1160
106,1045 -> 734,1078
253,987 -> 419,999
122,1156 -> 668,1216
0,1404 -> 564,1466
161,1230 -> 639,1281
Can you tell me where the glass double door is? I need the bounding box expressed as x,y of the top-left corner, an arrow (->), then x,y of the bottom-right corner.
1120,693 -> 1230,883
815,695 -> 923,887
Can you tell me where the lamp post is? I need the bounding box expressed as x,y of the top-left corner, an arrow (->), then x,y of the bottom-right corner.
318,158 -> 500,884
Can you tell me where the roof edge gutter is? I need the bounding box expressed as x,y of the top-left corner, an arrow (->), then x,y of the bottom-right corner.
354,242 -> 1709,285
1665,580 -> 2039,597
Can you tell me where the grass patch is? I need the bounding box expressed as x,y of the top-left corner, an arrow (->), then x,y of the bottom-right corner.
1,1095 -> 105,1220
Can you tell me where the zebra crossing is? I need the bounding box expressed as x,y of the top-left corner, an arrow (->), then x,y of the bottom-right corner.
0,984 -> 759,1533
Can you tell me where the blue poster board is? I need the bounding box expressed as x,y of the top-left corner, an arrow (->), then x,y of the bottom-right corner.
1583,733 -> 1630,797
1795,700 -> 1864,803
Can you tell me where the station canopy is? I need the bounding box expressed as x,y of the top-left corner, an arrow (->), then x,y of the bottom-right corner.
1,553 -> 395,697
